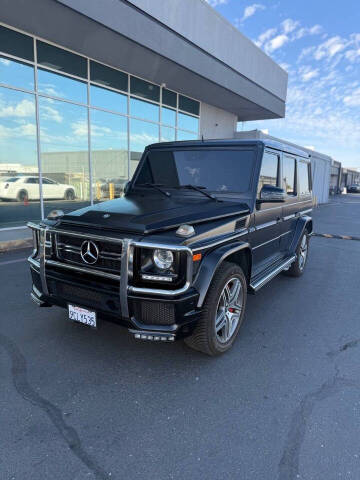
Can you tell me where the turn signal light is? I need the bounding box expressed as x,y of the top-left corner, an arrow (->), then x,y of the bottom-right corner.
192,253 -> 202,262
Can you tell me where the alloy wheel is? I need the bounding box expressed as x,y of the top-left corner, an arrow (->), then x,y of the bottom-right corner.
298,235 -> 308,270
215,277 -> 243,343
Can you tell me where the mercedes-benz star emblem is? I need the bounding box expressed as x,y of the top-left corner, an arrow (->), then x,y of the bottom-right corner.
80,240 -> 99,265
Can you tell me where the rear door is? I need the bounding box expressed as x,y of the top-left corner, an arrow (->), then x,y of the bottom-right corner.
252,150 -> 282,276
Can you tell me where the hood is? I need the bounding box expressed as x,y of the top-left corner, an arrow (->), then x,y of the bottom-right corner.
59,195 -> 250,234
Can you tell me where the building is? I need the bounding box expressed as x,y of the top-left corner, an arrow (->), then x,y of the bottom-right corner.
236,130 -> 331,204
0,0 -> 287,228
341,168 -> 360,189
330,160 -> 342,193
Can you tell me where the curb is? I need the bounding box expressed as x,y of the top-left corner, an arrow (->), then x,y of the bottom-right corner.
312,233 -> 360,241
0,238 -> 33,253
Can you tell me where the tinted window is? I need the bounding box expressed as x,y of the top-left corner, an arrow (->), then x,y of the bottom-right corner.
90,61 -> 128,92
136,149 -> 255,192
283,156 -> 296,195
298,161 -> 310,195
25,178 -> 39,184
178,95 -> 200,116
37,41 -> 87,78
5,177 -> 21,182
0,25 -> 34,61
258,152 -> 279,194
130,76 -> 160,102
162,88 -> 177,108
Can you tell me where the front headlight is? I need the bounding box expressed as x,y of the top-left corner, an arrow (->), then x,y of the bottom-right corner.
153,249 -> 174,270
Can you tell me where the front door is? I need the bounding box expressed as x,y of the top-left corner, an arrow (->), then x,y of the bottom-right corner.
251,150 -> 282,276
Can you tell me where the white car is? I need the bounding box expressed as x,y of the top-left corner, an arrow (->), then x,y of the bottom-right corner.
0,176 -> 76,202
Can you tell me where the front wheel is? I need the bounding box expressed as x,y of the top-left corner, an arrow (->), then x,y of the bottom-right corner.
184,262 -> 247,356
284,232 -> 309,277
64,189 -> 75,200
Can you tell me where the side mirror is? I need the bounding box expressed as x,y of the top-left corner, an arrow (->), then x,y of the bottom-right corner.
258,184 -> 286,203
123,181 -> 131,195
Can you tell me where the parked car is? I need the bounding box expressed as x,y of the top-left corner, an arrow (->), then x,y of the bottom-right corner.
0,176 -> 76,201
28,139 -> 313,356
347,184 -> 360,193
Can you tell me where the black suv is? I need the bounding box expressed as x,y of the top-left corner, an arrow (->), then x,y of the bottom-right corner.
28,139 -> 313,355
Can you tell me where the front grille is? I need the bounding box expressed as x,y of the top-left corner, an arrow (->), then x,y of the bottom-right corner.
133,301 -> 175,325
55,233 -> 122,274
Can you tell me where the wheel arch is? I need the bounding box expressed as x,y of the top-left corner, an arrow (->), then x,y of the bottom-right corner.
193,242 -> 252,308
289,215 -> 313,254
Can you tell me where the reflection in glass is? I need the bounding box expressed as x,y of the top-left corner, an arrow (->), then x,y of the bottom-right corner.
176,130 -> 198,141
39,97 -> 90,215
161,126 -> 175,142
90,85 -> 127,114
90,61 -> 128,93
38,68 -> 87,104
178,112 -> 199,133
161,107 -> 176,126
179,95 -> 200,115
91,109 -> 128,201
37,41 -> 87,78
0,56 -> 34,91
0,87 -> 40,226
162,88 -> 177,108
130,97 -> 159,122
0,25 -> 34,61
130,76 -> 160,102
130,119 -> 159,177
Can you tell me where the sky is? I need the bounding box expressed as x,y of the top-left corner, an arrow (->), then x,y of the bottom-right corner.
206,0 -> 360,169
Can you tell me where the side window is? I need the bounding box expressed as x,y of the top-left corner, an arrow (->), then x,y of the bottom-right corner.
298,161 -> 310,195
25,177 -> 39,184
257,151 -> 279,195
42,178 -> 55,184
283,156 -> 296,195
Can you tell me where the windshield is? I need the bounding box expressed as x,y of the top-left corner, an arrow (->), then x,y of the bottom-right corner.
134,149 -> 255,192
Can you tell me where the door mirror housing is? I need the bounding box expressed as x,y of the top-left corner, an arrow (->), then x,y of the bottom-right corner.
258,184 -> 286,203
124,181 -> 131,195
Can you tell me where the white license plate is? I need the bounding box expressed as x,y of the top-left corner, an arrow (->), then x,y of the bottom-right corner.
68,304 -> 97,328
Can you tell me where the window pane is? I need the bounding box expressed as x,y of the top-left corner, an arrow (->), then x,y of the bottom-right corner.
39,98 -> 90,216
130,97 -> 159,122
0,87 -> 40,226
178,95 -> 200,115
0,55 -> 34,90
130,119 -> 159,177
258,152 -> 279,193
137,149 -> 255,192
130,76 -> 160,102
161,126 -> 175,142
162,88 -> 177,108
283,156 -> 296,194
90,85 -> 127,113
178,113 -> 199,132
37,41 -> 87,78
298,161 -> 310,195
38,68 -> 87,103
161,107 -> 176,126
91,109 -> 128,201
176,130 -> 198,141
0,25 -> 34,61
90,61 -> 128,92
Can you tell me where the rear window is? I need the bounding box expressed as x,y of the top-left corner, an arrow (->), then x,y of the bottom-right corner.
4,177 -> 20,182
135,149 -> 256,193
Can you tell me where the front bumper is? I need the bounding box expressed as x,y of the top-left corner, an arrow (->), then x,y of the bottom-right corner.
30,258 -> 201,340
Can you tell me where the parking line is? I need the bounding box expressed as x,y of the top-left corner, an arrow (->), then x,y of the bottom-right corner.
0,258 -> 27,266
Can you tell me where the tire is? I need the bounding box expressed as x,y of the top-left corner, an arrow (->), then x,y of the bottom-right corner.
16,190 -> 28,202
64,189 -> 75,201
184,262 -> 247,356
283,231 -> 309,277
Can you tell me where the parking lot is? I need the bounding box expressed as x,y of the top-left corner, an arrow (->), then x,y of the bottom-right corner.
1,195 -> 360,480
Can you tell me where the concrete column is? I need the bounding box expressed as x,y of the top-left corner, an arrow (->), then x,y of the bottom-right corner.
200,102 -> 237,139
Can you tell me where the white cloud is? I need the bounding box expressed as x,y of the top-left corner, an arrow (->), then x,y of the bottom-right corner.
240,4 -> 265,22
343,87 -> 360,107
255,28 -> 277,47
265,34 -> 289,53
40,105 -> 63,124
205,0 -> 228,7
314,36 -> 347,60
299,66 -> 319,82
0,122 -> 36,140
0,58 -> 11,66
281,19 -> 299,34
0,99 -> 35,118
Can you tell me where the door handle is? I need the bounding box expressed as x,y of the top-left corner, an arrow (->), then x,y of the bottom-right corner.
276,216 -> 281,222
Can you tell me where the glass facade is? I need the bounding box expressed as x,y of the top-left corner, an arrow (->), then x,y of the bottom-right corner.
0,24 -> 200,227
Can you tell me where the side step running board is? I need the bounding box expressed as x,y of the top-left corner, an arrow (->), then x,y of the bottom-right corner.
250,255 -> 296,292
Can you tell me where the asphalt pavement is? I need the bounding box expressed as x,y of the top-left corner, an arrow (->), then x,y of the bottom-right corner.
1,195 -> 360,480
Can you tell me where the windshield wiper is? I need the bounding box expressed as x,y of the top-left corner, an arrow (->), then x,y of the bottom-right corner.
175,184 -> 220,201
136,183 -> 171,197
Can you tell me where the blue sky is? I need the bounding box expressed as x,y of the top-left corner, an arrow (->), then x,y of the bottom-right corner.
206,0 -> 360,168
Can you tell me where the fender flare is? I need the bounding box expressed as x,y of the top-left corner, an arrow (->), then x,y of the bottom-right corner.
193,241 -> 251,308
289,215 -> 313,254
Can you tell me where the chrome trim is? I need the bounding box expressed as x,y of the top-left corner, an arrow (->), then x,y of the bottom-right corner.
255,220 -> 277,230
49,259 -> 120,280
250,255 -> 296,291
191,229 -> 248,252
259,199 -> 312,212
252,231 -> 292,250
120,239 -> 131,318
283,214 -> 296,221
48,227 -> 124,244
31,291 -> 46,306
301,208 -> 313,215
39,227 -> 49,296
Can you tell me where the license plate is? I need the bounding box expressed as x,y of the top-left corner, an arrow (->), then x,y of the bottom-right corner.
68,304 -> 97,328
